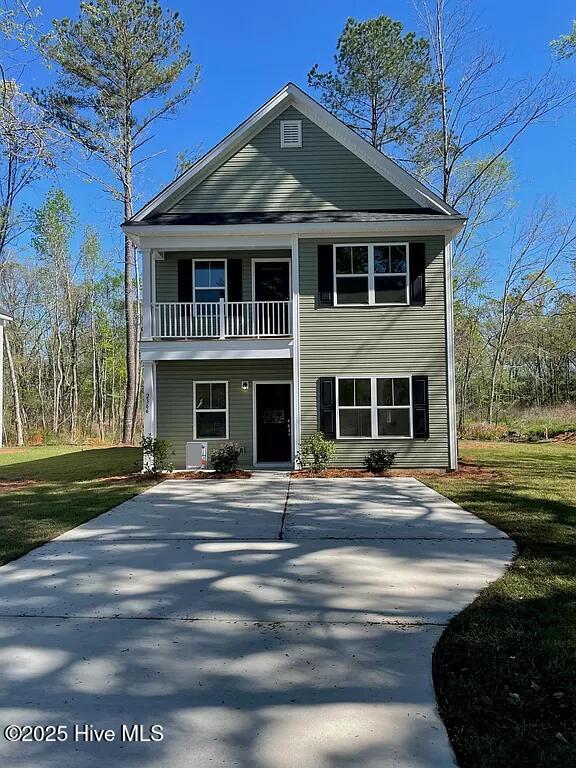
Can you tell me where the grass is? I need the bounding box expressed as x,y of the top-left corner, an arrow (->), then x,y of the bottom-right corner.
0,445 -> 156,566
462,404 -> 576,441
425,441 -> 576,768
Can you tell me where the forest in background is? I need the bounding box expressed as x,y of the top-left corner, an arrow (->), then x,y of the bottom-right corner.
1,0 -> 576,447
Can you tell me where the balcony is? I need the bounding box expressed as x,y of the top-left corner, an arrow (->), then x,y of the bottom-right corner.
152,299 -> 292,339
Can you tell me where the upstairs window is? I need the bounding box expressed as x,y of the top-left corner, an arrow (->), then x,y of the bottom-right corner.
336,376 -> 412,438
280,119 -> 302,148
194,260 -> 226,303
334,244 -> 409,305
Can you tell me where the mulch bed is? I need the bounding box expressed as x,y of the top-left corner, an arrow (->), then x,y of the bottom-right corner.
291,461 -> 503,481
169,470 -> 252,480
291,468 -> 392,479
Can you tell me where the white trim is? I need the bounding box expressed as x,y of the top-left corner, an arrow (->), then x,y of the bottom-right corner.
192,258 -> 227,303
142,361 -> 157,471
290,235 -> 301,466
123,219 -> 466,250
129,83 -> 457,222
250,257 -> 291,302
333,243 -> 409,307
445,238 -> 458,470
141,249 -> 152,340
335,375 -> 413,440
0,323 -> 4,448
141,338 -> 293,361
193,380 -> 229,441
280,119 -> 302,148
252,380 -> 293,465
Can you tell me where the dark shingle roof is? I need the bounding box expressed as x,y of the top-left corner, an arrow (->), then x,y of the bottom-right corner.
131,209 -> 461,227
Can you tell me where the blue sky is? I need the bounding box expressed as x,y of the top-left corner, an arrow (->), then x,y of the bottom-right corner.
19,0 -> 576,271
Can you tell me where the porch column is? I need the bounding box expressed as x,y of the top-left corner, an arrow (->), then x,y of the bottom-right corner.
445,240 -> 458,470
0,323 -> 4,448
291,234 -> 301,465
143,360 -> 157,471
141,248 -> 152,340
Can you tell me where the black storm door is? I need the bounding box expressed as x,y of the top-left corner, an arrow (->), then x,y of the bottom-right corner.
254,261 -> 291,335
255,383 -> 292,463
254,261 -> 290,301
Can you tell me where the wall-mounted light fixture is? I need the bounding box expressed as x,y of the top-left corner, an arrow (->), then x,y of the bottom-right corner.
241,381 -> 250,391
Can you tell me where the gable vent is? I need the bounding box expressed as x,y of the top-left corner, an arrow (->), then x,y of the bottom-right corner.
280,119 -> 302,148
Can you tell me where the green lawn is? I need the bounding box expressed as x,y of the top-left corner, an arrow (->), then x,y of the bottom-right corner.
425,441 -> 576,768
0,445 -> 155,565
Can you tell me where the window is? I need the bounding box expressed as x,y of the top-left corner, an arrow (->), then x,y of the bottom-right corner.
334,244 -> 409,305
194,260 -> 226,303
194,381 -> 228,439
334,246 -> 369,305
336,376 -> 412,438
337,378 -> 372,437
280,119 -> 302,148
376,377 -> 411,437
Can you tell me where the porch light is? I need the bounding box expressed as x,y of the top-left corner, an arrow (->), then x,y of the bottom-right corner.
241,381 -> 250,391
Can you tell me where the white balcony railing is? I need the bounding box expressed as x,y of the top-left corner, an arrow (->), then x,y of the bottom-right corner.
152,300 -> 292,339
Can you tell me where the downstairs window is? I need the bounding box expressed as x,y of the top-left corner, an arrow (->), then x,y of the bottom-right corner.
336,376 -> 412,438
194,381 -> 228,439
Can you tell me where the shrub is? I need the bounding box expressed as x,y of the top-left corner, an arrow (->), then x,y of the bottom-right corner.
141,436 -> 174,474
363,448 -> 396,474
460,421 -> 509,441
211,442 -> 242,473
296,431 -> 336,472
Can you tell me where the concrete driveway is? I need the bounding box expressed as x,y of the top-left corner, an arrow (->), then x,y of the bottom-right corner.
0,473 -> 514,768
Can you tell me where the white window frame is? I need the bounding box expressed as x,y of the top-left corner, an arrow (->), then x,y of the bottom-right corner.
193,380 -> 229,440
333,243 -> 410,307
335,375 -> 413,440
192,259 -> 228,304
251,257 -> 292,302
280,119 -> 302,148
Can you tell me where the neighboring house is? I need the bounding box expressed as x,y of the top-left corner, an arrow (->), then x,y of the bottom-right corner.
123,83 -> 465,470
0,307 -> 13,448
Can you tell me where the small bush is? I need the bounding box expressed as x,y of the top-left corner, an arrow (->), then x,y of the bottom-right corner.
141,436 -> 174,474
296,431 -> 336,472
211,442 -> 242,473
363,448 -> 396,474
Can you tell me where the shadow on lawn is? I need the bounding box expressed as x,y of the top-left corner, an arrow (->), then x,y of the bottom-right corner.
433,590 -> 576,768
439,483 -> 576,547
0,447 -> 142,483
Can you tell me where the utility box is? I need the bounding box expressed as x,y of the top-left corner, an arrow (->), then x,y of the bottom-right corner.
186,441 -> 208,470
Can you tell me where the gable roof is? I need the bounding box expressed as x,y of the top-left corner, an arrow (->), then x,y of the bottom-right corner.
128,83 -> 459,223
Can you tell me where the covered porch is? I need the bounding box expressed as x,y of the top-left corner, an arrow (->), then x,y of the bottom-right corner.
150,248 -> 293,340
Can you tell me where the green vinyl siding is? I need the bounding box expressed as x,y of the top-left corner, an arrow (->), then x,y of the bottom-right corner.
298,235 -> 450,468
155,250 -> 291,303
165,107 -> 417,213
156,359 -> 292,468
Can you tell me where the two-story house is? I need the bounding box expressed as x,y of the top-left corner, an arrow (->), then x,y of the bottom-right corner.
123,83 -> 465,471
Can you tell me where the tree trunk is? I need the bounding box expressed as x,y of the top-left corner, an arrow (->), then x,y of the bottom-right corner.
5,334 -> 24,446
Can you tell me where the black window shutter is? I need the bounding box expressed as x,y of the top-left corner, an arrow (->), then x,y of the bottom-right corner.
177,259 -> 193,302
409,242 -> 426,306
227,259 -> 243,302
412,376 -> 429,438
317,244 -> 334,307
317,377 -> 336,438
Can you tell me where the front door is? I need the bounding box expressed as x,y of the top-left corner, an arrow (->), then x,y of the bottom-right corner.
253,261 -> 291,336
255,383 -> 292,464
